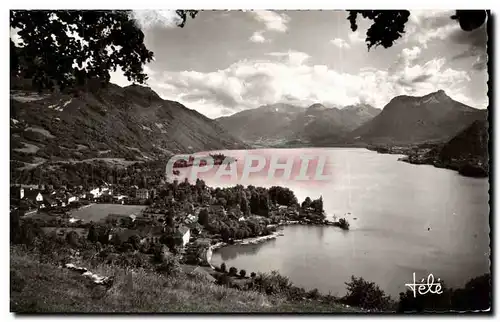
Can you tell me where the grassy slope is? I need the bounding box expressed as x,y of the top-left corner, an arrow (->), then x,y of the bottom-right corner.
10,248 -> 357,313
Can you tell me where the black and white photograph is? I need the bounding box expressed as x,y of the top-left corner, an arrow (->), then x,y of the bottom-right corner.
8,6 -> 492,314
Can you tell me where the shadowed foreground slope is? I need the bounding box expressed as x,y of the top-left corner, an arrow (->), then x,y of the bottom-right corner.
10,247 -> 355,313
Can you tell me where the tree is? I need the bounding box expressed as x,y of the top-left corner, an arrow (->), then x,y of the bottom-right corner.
343,276 -> 393,311
65,230 -> 80,247
87,224 -> 99,242
229,266 -> 238,276
250,272 -> 256,278
128,234 -> 141,250
10,210 -> 22,244
301,197 -> 312,209
10,10 -> 198,91
239,269 -> 247,278
220,262 -> 227,273
310,196 -> 323,213
240,194 -> 251,216
198,208 -> 210,227
347,10 -> 487,50
269,186 -> 298,206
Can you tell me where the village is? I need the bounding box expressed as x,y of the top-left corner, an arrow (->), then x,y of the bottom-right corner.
10,176 -> 349,284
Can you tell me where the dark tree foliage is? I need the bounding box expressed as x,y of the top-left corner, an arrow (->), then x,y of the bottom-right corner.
65,230 -> 80,247
87,224 -> 99,242
10,210 -> 22,244
198,208 -> 210,227
397,274 -> 491,312
229,266 -> 238,276
347,10 -> 488,50
342,275 -> 393,311
220,262 -> 227,273
347,10 -> 411,50
10,10 -> 197,91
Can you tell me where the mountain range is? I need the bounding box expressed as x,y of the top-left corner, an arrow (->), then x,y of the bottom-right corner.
216,102 -> 381,147
10,80 -> 488,179
10,82 -> 247,170
217,90 -> 487,148
347,90 -> 487,145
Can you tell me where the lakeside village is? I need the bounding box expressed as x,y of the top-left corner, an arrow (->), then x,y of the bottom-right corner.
10,157 -> 351,288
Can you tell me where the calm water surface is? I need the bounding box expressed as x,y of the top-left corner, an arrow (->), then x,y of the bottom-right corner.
189,148 -> 490,298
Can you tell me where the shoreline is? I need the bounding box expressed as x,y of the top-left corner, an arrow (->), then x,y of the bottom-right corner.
206,219 -> 346,269
206,231 -> 284,268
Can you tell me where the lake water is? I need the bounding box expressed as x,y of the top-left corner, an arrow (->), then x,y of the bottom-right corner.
181,148 -> 491,298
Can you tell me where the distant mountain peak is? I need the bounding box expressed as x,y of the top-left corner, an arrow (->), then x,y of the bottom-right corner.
428,89 -> 449,99
306,103 -> 327,114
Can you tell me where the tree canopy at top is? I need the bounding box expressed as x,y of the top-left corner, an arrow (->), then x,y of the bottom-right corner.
10,10 -> 487,92
10,10 -> 197,92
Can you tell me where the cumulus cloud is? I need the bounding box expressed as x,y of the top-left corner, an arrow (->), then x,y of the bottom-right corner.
449,24 -> 488,71
249,10 -> 290,32
247,10 -> 290,44
141,46 -> 476,118
249,31 -> 266,43
404,10 -> 461,48
403,10 -> 488,71
330,38 -> 350,49
130,10 -> 183,30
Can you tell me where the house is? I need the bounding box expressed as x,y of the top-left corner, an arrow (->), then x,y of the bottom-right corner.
41,194 -> 57,208
113,195 -> 128,203
89,186 -> 110,199
11,186 -> 24,199
136,188 -> 149,200
139,226 -> 165,244
67,195 -> 78,204
23,188 -> 43,202
22,188 -> 44,208
184,214 -> 198,225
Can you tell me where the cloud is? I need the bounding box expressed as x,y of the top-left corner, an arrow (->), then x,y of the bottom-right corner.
249,31 -> 266,43
348,31 -> 365,44
249,10 -> 290,32
330,38 -> 350,49
130,10 -> 183,30
136,46 -> 476,118
449,25 -> 488,70
404,10 -> 460,48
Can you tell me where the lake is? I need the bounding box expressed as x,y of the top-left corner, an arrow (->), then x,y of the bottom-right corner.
190,148 -> 490,298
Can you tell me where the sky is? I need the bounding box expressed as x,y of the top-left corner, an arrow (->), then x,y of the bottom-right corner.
16,10 -> 489,119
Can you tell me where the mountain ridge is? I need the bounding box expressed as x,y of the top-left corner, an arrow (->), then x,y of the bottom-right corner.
216,102 -> 381,146
10,82 -> 248,170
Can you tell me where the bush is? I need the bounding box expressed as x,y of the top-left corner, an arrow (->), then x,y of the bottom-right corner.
216,274 -> 232,287
251,271 -> 293,295
65,231 -> 80,248
156,254 -> 182,277
307,288 -> 321,300
250,272 -> 256,278
229,266 -> 238,276
220,262 -> 227,273
342,276 -> 393,311
239,269 -> 246,278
